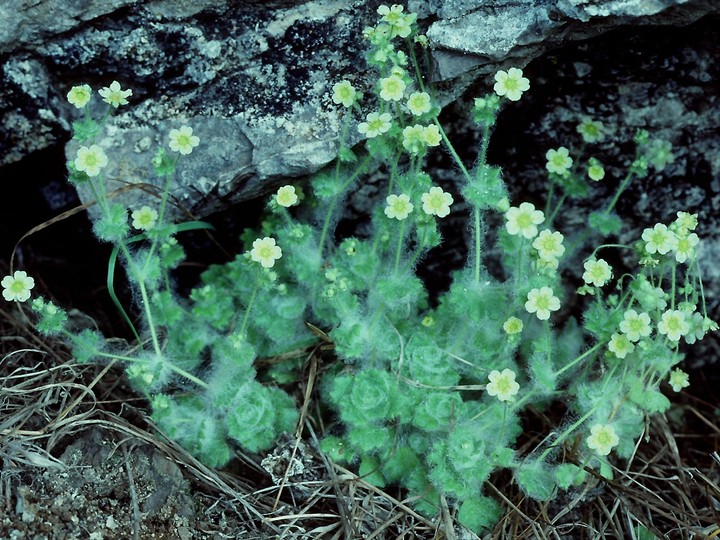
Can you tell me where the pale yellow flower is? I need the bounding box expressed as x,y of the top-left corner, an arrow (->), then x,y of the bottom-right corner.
98,81 -> 132,108
250,237 -> 282,268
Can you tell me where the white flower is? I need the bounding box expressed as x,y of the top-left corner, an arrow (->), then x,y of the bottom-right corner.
503,316 -> 523,335
401,124 -> 426,155
525,287 -> 560,320
98,81 -> 132,108
407,91 -> 431,116
131,206 -> 158,230
1,271 -> 35,302
357,112 -> 392,138
608,332 -> 635,359
683,311 -> 706,345
67,84 -> 92,108
423,124 -> 441,147
647,139 -> 675,171
505,202 -> 545,239
378,4 -> 416,38
168,126 -> 200,155
587,159 -> 605,181
657,309 -> 690,342
576,117 -> 605,143
421,186 -> 453,218
532,229 -> 565,261
642,223 -> 677,255
668,368 -> 690,392
275,185 -> 298,207
673,232 -> 699,264
74,145 -> 109,177
493,68 -> 530,102
673,212 -> 698,234
250,237 -> 282,268
379,74 -> 406,101
545,147 -> 573,176
486,369 -> 520,402
582,258 -> 612,287
618,310 -> 652,342
332,80 -> 358,108
586,424 -> 619,456
384,193 -> 413,220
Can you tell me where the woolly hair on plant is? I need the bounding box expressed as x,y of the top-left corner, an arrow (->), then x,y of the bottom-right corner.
151,394 -> 231,468
404,333 -> 460,388
8,6 -> 714,536
225,381 -> 298,453
28,78 -> 307,470
411,391 -> 463,432
457,496 -> 503,534
515,458 -> 560,501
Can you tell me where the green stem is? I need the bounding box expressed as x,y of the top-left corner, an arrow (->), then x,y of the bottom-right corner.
478,123 -> 491,165
515,238 -> 525,285
497,403 -> 508,445
670,263 -> 677,310
394,219 -> 407,275
402,226 -> 428,273
474,206 -> 482,283
694,258 -> 709,318
137,277 -> 162,356
92,350 -> 209,389
239,272 -> 261,339
318,155 -> 372,255
545,181 -> 555,219
555,341 -> 604,377
538,364 -> 618,461
538,406 -> 596,462
433,119 -> 472,183
603,170 -> 635,216
589,243 -> 631,260
408,39 -> 426,94
548,193 -> 567,225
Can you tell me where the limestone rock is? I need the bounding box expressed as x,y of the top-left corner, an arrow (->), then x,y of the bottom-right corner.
2,0 -> 718,219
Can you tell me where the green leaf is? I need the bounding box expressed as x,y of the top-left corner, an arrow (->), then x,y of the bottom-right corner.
359,455 -> 385,487
72,118 -> 101,142
633,524 -> 660,540
320,436 -> 355,464
311,170 -> 343,199
588,211 -> 623,236
94,203 -> 130,243
406,334 -> 459,388
462,165 -> 506,208
152,147 -> 176,176
599,459 -> 613,480
515,460 -> 557,501
457,496 -> 502,533
151,395 -> 231,467
629,381 -> 671,414
554,463 -> 586,489
529,350 -> 557,394
72,328 -> 105,363
338,146 -> 357,163
381,447 -> 420,483
348,425 -> 394,454
412,392 -> 462,432
226,383 -> 279,453
345,369 -> 396,424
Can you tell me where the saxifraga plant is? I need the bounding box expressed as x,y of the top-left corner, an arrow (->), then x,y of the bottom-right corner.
2,3 -> 716,534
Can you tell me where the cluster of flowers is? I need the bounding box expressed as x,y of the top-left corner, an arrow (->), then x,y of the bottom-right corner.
1,82 -> 208,306
483,365 -> 619,456
544,118 -> 607,182
642,212 -> 700,265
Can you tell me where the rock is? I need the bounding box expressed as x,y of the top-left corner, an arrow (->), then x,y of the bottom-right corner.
2,0 -> 718,219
